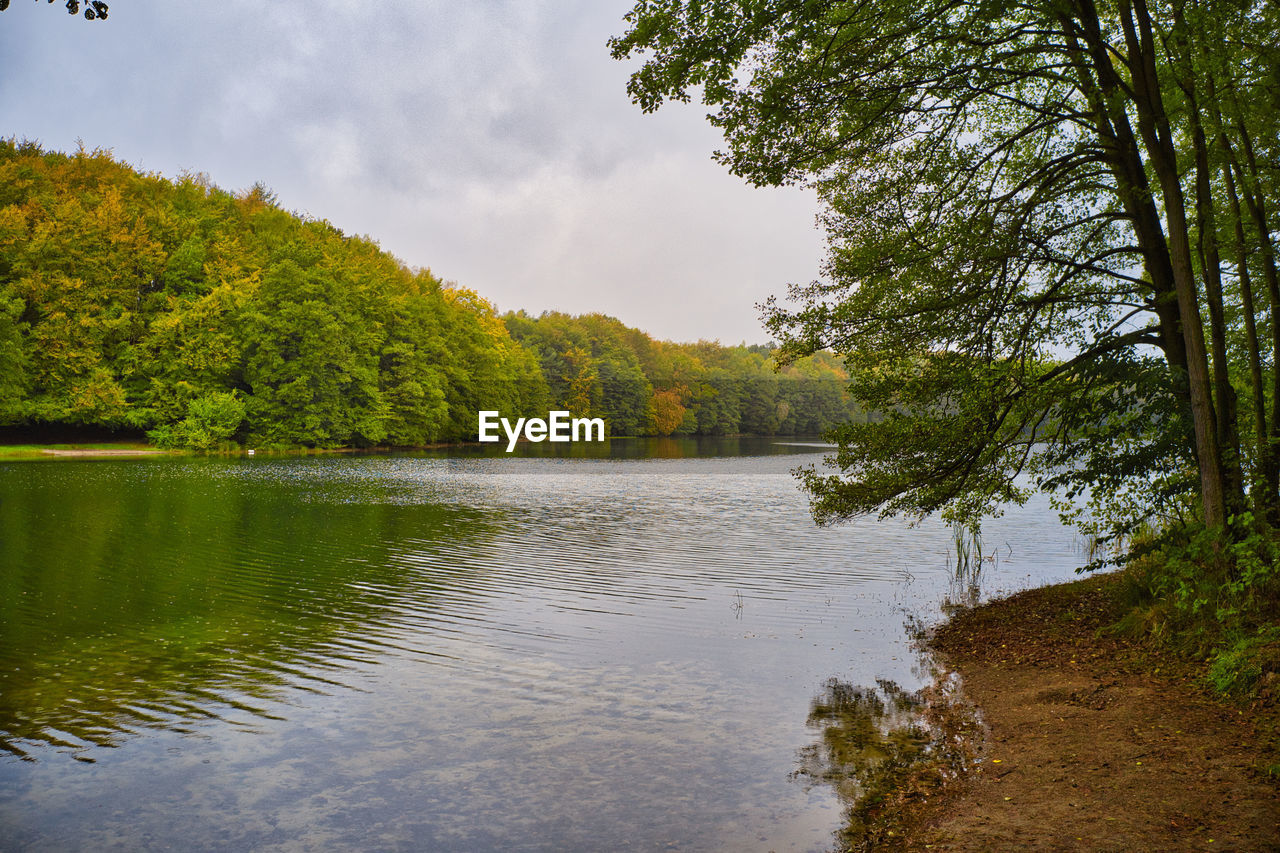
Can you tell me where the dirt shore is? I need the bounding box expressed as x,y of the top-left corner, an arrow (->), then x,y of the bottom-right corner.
904,573 -> 1280,851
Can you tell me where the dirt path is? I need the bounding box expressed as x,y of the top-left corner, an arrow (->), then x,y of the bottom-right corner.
908,575 -> 1280,851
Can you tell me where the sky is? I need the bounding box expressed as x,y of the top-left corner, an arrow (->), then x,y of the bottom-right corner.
0,0 -> 826,344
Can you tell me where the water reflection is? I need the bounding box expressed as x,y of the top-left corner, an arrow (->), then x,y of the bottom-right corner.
404,434 -> 837,459
793,673 -> 981,851
0,443 -> 1081,851
0,460 -> 497,760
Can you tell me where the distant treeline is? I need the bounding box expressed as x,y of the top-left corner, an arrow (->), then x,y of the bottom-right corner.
504,312 -> 860,437
0,141 -> 860,448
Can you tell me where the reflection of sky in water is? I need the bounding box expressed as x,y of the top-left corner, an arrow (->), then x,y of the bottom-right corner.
0,440 -> 1085,851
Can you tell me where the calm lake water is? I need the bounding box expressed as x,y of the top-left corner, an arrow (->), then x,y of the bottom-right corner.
0,438 -> 1083,851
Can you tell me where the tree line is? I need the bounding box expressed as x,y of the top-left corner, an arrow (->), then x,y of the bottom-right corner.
504,310 -> 862,437
0,140 -> 860,449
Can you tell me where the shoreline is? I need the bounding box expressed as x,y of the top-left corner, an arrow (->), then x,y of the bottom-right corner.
0,433 -> 820,462
39,447 -> 172,458
889,572 -> 1280,851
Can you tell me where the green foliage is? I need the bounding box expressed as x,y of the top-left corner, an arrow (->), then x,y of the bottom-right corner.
0,140 -> 865,448
0,288 -> 28,423
150,391 -> 246,450
0,140 -> 549,448
613,0 -> 1280,541
162,236 -> 207,295
1113,516 -> 1280,699
241,259 -> 387,447
1137,519 -> 1278,634
1207,628 -> 1280,699
503,310 -> 864,436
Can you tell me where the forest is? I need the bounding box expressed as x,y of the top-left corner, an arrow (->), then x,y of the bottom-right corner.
0,139 -> 861,449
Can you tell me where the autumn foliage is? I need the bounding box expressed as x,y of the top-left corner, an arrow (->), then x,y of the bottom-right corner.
0,140 -> 859,448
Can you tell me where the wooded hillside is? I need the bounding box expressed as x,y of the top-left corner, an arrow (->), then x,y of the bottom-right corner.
0,140 -> 859,447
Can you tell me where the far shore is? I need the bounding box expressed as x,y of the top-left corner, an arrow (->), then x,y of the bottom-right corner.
0,442 -> 171,461
0,433 -> 822,462
40,447 -> 171,458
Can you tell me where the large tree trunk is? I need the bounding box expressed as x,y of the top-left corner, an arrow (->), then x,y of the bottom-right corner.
1067,0 -> 1226,526
1220,155 -> 1273,515
1059,6 -> 1188,404
1205,63 -> 1278,519
1119,0 -> 1228,527
1190,102 -> 1242,512
1230,119 -> 1280,506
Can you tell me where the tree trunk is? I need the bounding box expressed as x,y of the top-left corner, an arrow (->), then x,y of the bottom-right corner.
1220,155 -> 1274,515
1111,0 -> 1228,527
1230,121 -> 1280,498
1059,5 -> 1190,413
1190,102 -> 1242,512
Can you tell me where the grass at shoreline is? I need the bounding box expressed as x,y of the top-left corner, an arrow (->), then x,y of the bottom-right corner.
0,442 -> 170,459
0,440 -> 490,461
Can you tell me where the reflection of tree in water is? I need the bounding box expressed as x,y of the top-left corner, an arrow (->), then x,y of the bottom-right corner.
0,460 -> 499,761
793,675 -> 981,851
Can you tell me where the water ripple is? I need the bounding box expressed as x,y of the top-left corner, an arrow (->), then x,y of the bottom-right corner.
0,440 -> 1084,851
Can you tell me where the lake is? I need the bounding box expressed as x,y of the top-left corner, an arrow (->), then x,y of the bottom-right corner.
0,438 -> 1084,851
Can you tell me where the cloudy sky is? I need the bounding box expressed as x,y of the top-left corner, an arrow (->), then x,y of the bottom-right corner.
1,0 -> 825,343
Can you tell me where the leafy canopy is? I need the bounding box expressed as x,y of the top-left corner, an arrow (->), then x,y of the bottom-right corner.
612,0 -> 1280,543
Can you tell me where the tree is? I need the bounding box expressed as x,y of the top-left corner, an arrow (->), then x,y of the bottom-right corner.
0,140 -> 560,449
649,388 -> 687,435
612,0 -> 1280,544
240,257 -> 387,448
0,1 -> 109,20
0,289 -> 28,422
504,308 -> 861,437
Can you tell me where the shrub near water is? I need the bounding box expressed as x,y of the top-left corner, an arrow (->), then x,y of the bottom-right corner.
1118,518 -> 1280,703
148,392 -> 245,451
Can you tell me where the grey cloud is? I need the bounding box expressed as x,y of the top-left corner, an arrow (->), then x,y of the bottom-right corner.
0,0 -> 822,343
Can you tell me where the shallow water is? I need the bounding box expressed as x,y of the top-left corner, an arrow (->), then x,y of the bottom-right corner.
0,437 -> 1083,851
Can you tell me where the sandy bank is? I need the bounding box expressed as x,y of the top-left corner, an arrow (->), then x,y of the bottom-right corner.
40,448 -> 170,458
903,574 -> 1279,851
